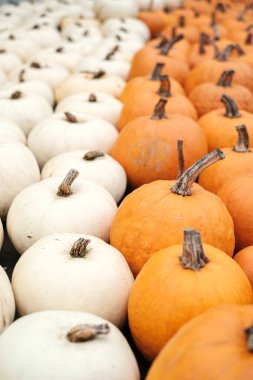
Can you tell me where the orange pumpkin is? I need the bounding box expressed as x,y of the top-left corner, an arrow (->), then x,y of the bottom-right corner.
198,94 -> 253,151
128,229 -> 252,361
218,174 -> 253,251
234,246 -> 253,288
138,10 -> 172,37
147,304 -> 253,380
189,70 -> 253,116
145,34 -> 190,62
117,76 -> 197,130
162,15 -> 199,44
110,149 -> 235,276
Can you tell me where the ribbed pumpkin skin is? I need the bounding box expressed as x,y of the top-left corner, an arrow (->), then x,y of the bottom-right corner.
234,247 -> 253,288
111,115 -> 207,188
198,148 -> 253,194
128,246 -> 252,361
218,175 -> 253,251
110,181 -> 235,276
146,305 -> 253,380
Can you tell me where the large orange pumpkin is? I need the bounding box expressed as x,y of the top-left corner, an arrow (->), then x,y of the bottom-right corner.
128,229 -> 252,361
110,149 -> 235,276
146,304 -> 253,380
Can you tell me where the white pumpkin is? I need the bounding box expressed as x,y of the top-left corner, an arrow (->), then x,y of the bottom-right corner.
2,33 -> 39,62
101,18 -> 150,42
0,49 -> 22,76
55,93 -> 123,125
61,23 -> 102,44
55,71 -> 125,101
41,150 -> 126,203
25,23 -> 62,48
94,0 -> 139,21
0,141 -> 40,219
93,37 -> 144,62
28,112 -> 118,168
12,233 -> 133,326
0,89 -> 52,136
0,265 -> 15,333
0,310 -> 140,380
0,119 -> 26,144
7,169 -> 117,253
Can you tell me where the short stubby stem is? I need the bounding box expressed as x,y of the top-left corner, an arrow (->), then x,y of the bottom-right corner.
57,169 -> 79,197
67,323 -> 110,343
179,228 -> 209,271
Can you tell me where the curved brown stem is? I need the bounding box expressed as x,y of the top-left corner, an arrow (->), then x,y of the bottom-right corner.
150,62 -> 165,80
67,323 -> 110,343
10,90 -> 22,100
57,169 -> 79,197
180,228 -> 209,271
89,94 -> 97,102
30,61 -> 41,69
104,45 -> 119,61
178,15 -> 185,27
216,70 -> 234,87
171,149 -> 225,196
215,44 -> 235,61
198,33 -> 210,55
245,32 -> 253,45
92,70 -> 106,79
154,35 -> 169,49
151,98 -> 168,120
221,95 -> 241,118
233,125 -> 250,153
177,140 -> 185,179
245,325 -> 253,352
83,151 -> 104,160
65,112 -> 78,123
157,75 -> 171,97
70,238 -> 90,258
19,69 -> 25,82
234,44 -> 245,56
160,34 -> 184,56
55,47 -> 64,53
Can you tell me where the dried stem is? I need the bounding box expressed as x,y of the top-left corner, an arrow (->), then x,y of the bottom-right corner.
160,34 -> 184,56
65,112 -> 78,123
10,90 -> 22,99
67,323 -> 110,343
89,94 -> 97,102
57,169 -> 79,197
70,238 -> 90,258
104,45 -> 119,61
157,75 -> 171,97
245,325 -> 253,352
221,94 -> 241,118
150,62 -> 165,80
179,228 -> 209,271
216,70 -> 234,87
233,125 -> 250,153
151,98 -> 168,120
177,140 -> 185,179
83,151 -> 104,160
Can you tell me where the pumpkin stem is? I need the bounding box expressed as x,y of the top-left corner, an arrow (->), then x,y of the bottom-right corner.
0,49 -> 6,54
180,228 -> 209,271
178,15 -> 185,27
155,35 -> 169,49
237,9 -> 245,21
10,90 -> 22,100
198,33 -> 210,55
65,112 -> 78,123
245,325 -> 253,352
19,69 -> 25,82
151,98 -> 168,120
215,44 -> 235,61
221,94 -> 241,118
160,34 -> 184,56
170,149 -> 225,196
216,70 -> 234,87
104,45 -> 119,61
157,75 -> 171,97
234,44 -> 245,56
212,24 -> 220,41
30,61 -> 41,69
92,70 -> 106,79
177,140 -> 185,179
57,169 -> 79,197
67,323 -> 110,343
83,151 -> 104,160
150,62 -> 165,80
233,125 -> 250,153
70,238 -> 90,258
216,2 -> 226,12
245,32 -> 253,45
89,93 -> 97,102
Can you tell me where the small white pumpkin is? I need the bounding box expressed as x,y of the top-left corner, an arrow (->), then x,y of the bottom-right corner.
94,0 -> 139,21
2,33 -> 39,62
93,37 -> 144,62
12,233 -> 133,326
25,23 -> 62,48
7,169 -> 117,253
0,119 -> 26,144
55,93 -> 123,125
0,49 -> 22,76
0,310 -> 140,380
0,265 -> 15,333
28,112 -> 118,168
0,89 -> 52,136
41,150 -> 126,203
101,18 -> 150,42
0,141 -> 40,218
61,23 -> 102,44
55,71 -> 125,101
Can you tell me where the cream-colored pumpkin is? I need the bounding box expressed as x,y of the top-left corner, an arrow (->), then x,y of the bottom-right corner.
76,56 -> 131,80
0,265 -> 15,333
93,37 -> 144,62
12,233 -> 133,326
0,310 -> 140,380
41,150 -> 126,203
0,141 -> 40,218
2,33 -> 39,62
7,170 -> 117,253
0,49 -> 22,76
0,89 -> 52,136
28,112 -> 118,168
55,93 -> 123,125
0,119 -> 26,144
55,71 -> 125,101
25,23 -> 62,48
101,18 -> 150,42
94,0 -> 139,21
61,23 -> 102,45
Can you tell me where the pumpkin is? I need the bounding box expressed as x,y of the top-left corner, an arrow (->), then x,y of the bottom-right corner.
137,10 -> 174,37
189,70 -> 253,116
218,174 -> 253,251
94,0 -> 139,21
28,112 -> 119,168
0,310 -> 140,380
41,150 -> 127,203
0,119 -> 26,144
128,228 -> 252,361
199,125 -> 253,194
198,94 -> 253,151
146,304 -> 253,380
25,23 -> 62,48
12,233 -> 133,327
2,33 -> 39,62
110,149 -> 235,276
101,18 -> 151,43
111,98 -> 206,188
0,265 -> 15,333
234,246 -> 253,288
162,15 -> 199,44
146,33 -> 190,62
0,49 -> 22,76
7,169 -> 117,254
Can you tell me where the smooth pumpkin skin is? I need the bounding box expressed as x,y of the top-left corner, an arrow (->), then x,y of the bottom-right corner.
234,247 -> 253,288
128,245 -> 252,361
198,109 -> 253,152
218,175 -> 253,252
111,115 -> 207,188
198,148 -> 253,194
110,181 -> 235,276
147,304 -> 253,380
